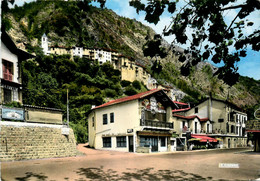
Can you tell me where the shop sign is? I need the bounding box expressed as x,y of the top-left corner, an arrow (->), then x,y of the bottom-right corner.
2,107 -> 24,121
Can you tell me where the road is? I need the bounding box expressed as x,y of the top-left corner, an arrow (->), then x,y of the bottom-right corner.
1,144 -> 260,181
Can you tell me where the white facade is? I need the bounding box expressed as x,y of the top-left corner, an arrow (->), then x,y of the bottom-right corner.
95,49 -> 112,64
73,47 -> 83,58
88,89 -> 176,153
41,34 -> 50,55
89,100 -> 139,152
0,32 -> 26,103
1,41 -> 20,84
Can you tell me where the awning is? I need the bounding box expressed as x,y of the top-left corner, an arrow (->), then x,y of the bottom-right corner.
191,135 -> 218,143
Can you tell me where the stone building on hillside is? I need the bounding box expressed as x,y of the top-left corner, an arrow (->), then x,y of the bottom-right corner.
41,34 -> 119,63
114,55 -> 151,86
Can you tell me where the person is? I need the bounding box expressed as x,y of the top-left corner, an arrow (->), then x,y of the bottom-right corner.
190,143 -> 194,150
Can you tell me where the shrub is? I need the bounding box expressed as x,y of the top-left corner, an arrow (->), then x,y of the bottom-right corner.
132,80 -> 141,90
121,80 -> 131,87
70,122 -> 88,143
104,88 -> 117,98
125,85 -> 138,96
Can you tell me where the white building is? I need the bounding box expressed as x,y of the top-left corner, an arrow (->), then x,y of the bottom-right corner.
41,33 -> 50,55
88,89 -> 178,153
1,30 -> 34,103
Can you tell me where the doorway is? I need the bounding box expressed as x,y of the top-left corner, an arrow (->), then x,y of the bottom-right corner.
150,137 -> 158,152
128,136 -> 134,152
228,139 -> 231,148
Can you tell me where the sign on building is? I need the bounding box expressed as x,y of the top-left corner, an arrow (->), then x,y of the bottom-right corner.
2,107 -> 24,121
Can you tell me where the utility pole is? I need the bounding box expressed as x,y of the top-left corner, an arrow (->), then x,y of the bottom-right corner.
67,88 -> 69,127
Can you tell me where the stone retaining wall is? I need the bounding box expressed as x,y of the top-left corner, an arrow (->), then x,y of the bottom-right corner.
0,121 -> 77,161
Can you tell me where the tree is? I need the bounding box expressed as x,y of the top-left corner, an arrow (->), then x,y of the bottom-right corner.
98,0 -> 260,86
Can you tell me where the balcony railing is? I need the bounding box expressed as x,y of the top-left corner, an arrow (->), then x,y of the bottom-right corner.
140,119 -> 173,129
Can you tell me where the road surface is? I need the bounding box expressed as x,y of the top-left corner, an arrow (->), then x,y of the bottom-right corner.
1,144 -> 260,180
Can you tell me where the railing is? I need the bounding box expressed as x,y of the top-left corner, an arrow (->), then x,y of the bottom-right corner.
140,119 -> 173,129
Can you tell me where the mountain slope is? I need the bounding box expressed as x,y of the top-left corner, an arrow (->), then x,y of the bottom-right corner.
2,1 -> 260,115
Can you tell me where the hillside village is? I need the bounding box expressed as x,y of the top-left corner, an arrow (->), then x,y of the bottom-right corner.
1,1 -> 260,165
41,33 -> 186,101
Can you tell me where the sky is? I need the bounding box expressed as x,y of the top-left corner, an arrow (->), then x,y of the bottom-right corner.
10,0 -> 260,80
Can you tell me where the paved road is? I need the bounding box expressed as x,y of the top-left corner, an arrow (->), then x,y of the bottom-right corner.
1,145 -> 260,181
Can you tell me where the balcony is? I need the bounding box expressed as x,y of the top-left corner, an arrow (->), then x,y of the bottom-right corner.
140,119 -> 173,129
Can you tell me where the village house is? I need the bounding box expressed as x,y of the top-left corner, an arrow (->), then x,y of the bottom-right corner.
41,34 -> 119,62
88,89 -> 178,153
172,97 -> 247,149
1,30 -> 34,104
246,118 -> 260,152
114,55 -> 151,86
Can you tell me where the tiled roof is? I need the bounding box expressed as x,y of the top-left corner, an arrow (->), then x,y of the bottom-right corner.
172,107 -> 191,113
93,89 -> 163,110
173,114 -> 209,122
173,101 -> 189,106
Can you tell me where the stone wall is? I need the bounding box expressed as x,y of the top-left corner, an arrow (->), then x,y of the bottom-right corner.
0,121 -> 77,161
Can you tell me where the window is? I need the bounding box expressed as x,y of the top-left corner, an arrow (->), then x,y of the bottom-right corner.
195,107 -> 198,113
3,60 -> 13,81
140,137 -> 150,147
103,114 -> 108,125
110,113 -> 114,123
92,117 -> 94,127
4,88 -> 12,103
195,122 -> 198,133
116,136 -> 126,147
160,137 -> 166,147
102,137 -> 111,148
231,125 -> 235,133
226,122 -> 229,133
218,119 -> 224,123
182,121 -> 186,128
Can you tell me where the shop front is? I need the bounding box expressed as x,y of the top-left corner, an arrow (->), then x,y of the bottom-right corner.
137,131 -> 171,152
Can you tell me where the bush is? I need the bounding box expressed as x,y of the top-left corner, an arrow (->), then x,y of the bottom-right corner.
104,88 -> 117,98
132,80 -> 141,90
121,80 -> 131,87
125,85 -> 138,96
70,122 -> 88,143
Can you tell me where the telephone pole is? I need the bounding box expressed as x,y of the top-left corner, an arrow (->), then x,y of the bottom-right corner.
67,88 -> 69,127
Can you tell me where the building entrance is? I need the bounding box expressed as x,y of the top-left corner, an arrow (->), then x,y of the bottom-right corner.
140,136 -> 158,152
